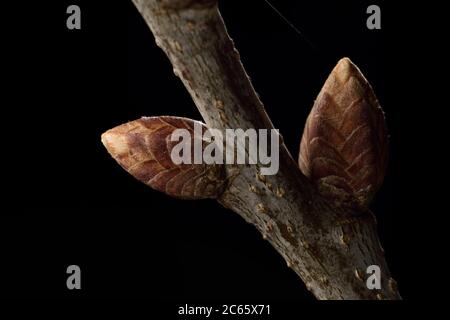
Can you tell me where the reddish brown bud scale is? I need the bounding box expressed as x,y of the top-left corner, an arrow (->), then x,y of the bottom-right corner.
101,116 -> 226,199
299,58 -> 388,207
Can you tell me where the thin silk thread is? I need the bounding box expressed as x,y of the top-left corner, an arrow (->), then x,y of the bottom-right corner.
263,0 -> 317,51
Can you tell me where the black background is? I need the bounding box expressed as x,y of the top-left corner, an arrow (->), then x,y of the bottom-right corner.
1,0 -> 438,311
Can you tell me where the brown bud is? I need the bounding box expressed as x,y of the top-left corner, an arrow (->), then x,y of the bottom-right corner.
299,58 -> 388,207
101,116 -> 226,199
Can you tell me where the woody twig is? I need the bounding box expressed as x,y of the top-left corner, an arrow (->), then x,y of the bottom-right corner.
102,0 -> 401,300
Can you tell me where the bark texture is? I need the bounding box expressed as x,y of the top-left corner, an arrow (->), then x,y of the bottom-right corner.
122,0 -> 401,300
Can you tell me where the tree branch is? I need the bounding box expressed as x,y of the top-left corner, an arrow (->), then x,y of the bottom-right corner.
126,0 -> 401,300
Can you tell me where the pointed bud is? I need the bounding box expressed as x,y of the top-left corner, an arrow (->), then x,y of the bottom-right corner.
299,58 -> 388,207
102,116 -> 226,199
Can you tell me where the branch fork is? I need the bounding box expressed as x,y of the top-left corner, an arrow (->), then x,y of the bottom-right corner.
102,0 -> 401,300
